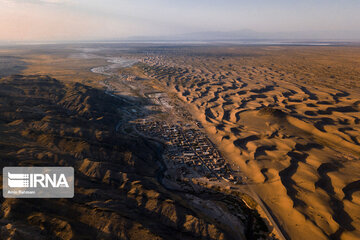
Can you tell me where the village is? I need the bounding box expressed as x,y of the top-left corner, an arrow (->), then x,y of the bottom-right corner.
135,118 -> 243,185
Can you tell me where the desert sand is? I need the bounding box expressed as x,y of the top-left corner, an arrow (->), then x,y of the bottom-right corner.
1,44 -> 359,239
140,46 -> 360,240
0,46 -> 275,240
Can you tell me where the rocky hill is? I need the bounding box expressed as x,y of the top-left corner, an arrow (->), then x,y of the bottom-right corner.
0,75 -> 269,240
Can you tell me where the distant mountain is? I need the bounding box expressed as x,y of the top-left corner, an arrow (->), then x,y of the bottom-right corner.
127,29 -> 360,42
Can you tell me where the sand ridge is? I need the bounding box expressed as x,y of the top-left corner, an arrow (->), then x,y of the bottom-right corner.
139,46 -> 360,240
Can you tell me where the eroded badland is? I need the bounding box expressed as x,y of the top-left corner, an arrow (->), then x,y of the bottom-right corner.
1,44 -> 360,240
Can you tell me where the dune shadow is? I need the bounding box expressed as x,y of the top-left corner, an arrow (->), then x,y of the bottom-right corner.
233,135 -> 260,150
278,151 -> 308,208
343,180 -> 360,201
315,162 -> 355,239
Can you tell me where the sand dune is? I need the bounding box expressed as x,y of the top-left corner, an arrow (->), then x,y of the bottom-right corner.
140,46 -> 360,240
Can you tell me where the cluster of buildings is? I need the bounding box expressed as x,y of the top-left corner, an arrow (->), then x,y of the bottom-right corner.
135,119 -> 242,184
141,56 -> 166,67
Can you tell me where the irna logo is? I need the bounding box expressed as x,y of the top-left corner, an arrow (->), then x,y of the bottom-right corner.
3,167 -> 74,198
7,172 -> 69,188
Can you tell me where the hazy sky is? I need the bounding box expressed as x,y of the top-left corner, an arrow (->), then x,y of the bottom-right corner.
0,0 -> 359,41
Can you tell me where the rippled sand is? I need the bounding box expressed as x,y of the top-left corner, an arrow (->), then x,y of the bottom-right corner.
140,46 -> 360,240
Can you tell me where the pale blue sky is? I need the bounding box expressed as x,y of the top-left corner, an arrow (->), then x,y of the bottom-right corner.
0,0 -> 359,41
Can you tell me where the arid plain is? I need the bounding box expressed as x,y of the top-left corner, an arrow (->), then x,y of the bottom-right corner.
1,44 -> 360,240
0,45 -> 274,240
